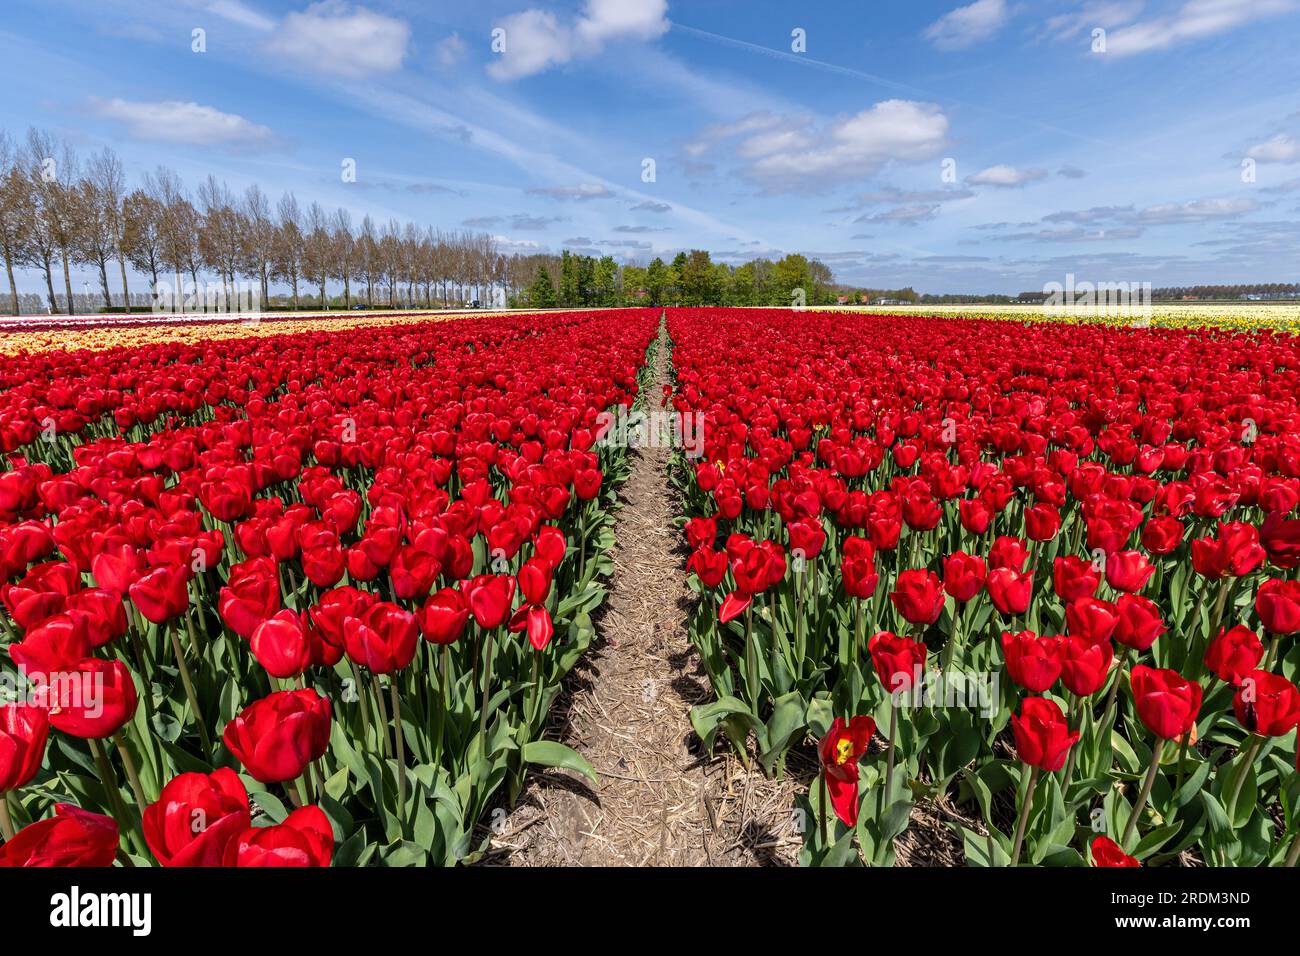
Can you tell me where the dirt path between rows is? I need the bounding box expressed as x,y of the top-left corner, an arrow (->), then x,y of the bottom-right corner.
481,320 -> 804,866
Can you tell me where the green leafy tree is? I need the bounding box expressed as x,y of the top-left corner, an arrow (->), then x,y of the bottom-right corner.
558,250 -> 580,306
620,263 -> 647,304
645,256 -> 668,306
528,263 -> 557,307
593,255 -> 617,305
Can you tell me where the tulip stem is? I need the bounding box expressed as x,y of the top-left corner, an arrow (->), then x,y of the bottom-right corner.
0,792 -> 15,841
478,627 -> 497,752
1225,734 -> 1260,821
371,676 -> 390,760
349,662 -> 373,743
819,772 -> 832,848
1098,646 -> 1130,740
1285,828 -> 1300,868
169,621 -> 212,759
1264,635 -> 1280,672
1123,738 -> 1165,850
1061,695 -> 1082,792
112,731 -> 147,810
1009,766 -> 1039,866
884,702 -> 898,805
90,737 -> 144,858
390,682 -> 407,828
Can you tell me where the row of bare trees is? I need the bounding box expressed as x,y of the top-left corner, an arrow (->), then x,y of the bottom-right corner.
0,127 -> 544,315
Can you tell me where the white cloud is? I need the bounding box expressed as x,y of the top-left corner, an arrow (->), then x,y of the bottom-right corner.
436,32 -> 468,68
1103,0 -> 1298,56
857,203 -> 943,224
1136,197 -> 1259,223
200,0 -> 276,31
1247,133 -> 1300,164
924,0 -> 1010,50
89,97 -> 275,147
692,101 -> 950,191
1041,1 -> 1144,41
967,164 -> 1049,187
576,0 -> 670,43
526,183 -> 616,201
1039,197 -> 1259,228
489,0 -> 668,80
266,1 -> 410,78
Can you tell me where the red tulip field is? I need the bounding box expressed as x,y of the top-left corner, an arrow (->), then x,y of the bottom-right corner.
1,305 -> 1299,869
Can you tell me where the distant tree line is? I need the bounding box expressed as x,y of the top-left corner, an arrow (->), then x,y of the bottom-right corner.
518,249 -> 837,309
1152,284 -> 1300,300
0,127 -> 537,315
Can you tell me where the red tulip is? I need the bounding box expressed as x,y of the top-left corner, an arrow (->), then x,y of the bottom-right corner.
868,631 -> 927,693
218,557 -> 281,640
840,536 -> 878,599
1203,625 -> 1264,685
1104,550 -> 1155,594
787,518 -> 826,559
0,804 -> 119,867
0,703 -> 49,791
1112,594 -> 1166,651
227,805 -> 334,867
1011,697 -> 1078,771
463,574 -> 516,630
1233,670 -> 1300,737
889,569 -> 944,626
1053,555 -> 1100,602
817,715 -> 876,827
1065,596 -> 1119,645
128,563 -> 190,624
418,586 -> 470,645
64,588 -> 128,648
517,558 -> 553,606
222,689 -> 331,784
989,536 -> 1030,572
43,658 -> 138,739
1001,630 -> 1063,693
342,602 -> 419,674
508,603 -> 555,650
1090,834 -> 1139,867
533,526 -> 567,570
7,614 -> 92,680
1256,578 -> 1300,635
942,551 -> 986,603
389,544 -> 441,601
1140,516 -> 1184,556
987,567 -> 1032,616
1130,665 -> 1201,740
1060,634 -> 1113,697
251,609 -> 312,679
1024,503 -> 1060,542
687,546 -> 728,588
143,768 -> 250,867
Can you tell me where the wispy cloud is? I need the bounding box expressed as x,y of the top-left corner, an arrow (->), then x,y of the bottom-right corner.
1247,133 -> 1300,164
88,97 -> 275,148
1102,0 -> 1298,56
526,183 -> 616,201
924,0 -> 1010,50
686,101 -> 950,192
266,1 -> 410,78
488,0 -> 669,80
967,164 -> 1049,187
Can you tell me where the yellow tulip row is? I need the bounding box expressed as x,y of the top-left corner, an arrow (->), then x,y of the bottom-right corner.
0,310 -> 512,356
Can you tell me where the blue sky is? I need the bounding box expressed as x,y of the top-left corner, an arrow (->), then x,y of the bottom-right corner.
2,0 -> 1299,294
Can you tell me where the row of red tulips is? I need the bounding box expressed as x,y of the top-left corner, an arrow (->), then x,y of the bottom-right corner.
667,307 -> 1300,866
0,308 -> 660,866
